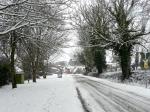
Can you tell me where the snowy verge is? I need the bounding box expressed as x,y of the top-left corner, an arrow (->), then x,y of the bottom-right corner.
100,71 -> 150,88
76,87 -> 90,112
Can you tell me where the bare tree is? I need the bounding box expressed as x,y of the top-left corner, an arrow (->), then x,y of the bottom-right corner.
0,0 -> 72,88
77,0 -> 150,81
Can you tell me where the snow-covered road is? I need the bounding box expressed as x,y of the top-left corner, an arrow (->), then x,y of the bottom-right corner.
74,75 -> 150,112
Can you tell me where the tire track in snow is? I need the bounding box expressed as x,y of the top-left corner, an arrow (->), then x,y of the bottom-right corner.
82,82 -> 128,112
85,81 -> 150,112
74,76 -> 150,112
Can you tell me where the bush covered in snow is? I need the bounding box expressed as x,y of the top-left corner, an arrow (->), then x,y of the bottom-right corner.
99,71 -> 150,88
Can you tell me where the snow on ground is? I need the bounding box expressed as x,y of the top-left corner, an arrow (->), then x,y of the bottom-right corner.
76,74 -> 150,98
0,74 -> 83,112
75,74 -> 150,112
76,84 -> 106,112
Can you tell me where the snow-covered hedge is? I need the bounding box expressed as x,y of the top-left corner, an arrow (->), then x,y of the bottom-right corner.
99,71 -> 150,88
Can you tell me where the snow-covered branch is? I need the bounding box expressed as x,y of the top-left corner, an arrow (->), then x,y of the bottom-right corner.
0,0 -> 28,11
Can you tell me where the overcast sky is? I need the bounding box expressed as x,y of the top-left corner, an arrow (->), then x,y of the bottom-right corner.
53,1 -> 83,62
54,31 -> 79,62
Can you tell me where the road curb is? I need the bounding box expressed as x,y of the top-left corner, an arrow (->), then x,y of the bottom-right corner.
76,87 -> 91,112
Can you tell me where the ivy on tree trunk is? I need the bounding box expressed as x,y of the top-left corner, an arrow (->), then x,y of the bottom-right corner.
119,46 -> 132,81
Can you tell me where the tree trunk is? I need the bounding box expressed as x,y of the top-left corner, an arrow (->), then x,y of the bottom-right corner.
135,52 -> 139,70
97,65 -> 103,74
94,49 -> 106,77
32,46 -> 40,82
119,47 -> 131,82
32,66 -> 36,83
43,59 -> 48,79
10,31 -> 17,88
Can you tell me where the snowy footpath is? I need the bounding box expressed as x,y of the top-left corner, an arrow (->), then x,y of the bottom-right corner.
0,74 -> 83,112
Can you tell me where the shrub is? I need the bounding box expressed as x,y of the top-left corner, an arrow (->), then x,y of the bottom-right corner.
0,57 -> 10,87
